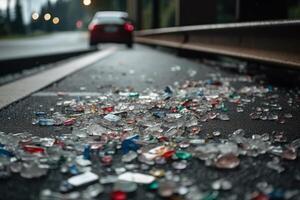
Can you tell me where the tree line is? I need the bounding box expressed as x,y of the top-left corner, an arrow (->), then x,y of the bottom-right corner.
0,0 -> 87,36
0,0 -> 128,36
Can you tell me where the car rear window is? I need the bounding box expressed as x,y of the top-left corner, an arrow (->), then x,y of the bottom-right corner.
94,17 -> 125,25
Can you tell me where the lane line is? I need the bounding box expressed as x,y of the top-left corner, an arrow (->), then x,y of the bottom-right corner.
33,92 -> 104,97
0,47 -> 117,109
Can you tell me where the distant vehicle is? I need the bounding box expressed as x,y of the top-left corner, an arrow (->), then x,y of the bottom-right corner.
88,11 -> 134,48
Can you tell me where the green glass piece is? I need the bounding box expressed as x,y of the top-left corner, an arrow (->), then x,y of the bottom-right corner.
129,92 -> 139,98
220,103 -> 228,112
58,155 -> 67,164
229,93 -> 236,98
148,181 -> 159,190
177,105 -> 184,111
202,191 -> 219,200
221,107 -> 228,112
175,151 -> 192,160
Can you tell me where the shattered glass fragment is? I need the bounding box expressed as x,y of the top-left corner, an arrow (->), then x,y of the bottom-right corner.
214,153 -> 240,169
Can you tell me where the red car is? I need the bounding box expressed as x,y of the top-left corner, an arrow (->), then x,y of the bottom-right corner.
89,11 -> 134,48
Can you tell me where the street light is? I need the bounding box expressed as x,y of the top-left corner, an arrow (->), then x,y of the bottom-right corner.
44,13 -> 51,21
83,0 -> 91,6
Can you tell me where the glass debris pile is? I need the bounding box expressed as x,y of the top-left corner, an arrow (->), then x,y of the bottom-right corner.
0,74 -> 299,200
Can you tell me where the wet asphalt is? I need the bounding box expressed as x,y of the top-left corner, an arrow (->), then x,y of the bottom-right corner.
0,44 -> 299,200
0,32 -> 89,60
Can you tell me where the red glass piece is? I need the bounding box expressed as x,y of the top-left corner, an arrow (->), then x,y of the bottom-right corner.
252,193 -> 269,200
111,191 -> 127,200
162,150 -> 175,159
102,106 -> 114,113
23,145 -> 45,154
54,139 -> 65,148
170,107 -> 177,113
158,136 -> 169,142
182,100 -> 192,107
209,99 -> 220,107
101,155 -> 113,165
63,118 -> 76,126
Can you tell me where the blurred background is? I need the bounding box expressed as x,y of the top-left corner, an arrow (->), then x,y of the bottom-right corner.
0,0 -> 300,37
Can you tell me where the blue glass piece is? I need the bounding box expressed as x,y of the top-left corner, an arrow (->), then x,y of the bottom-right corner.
69,164 -> 79,175
121,134 -> 140,154
0,148 -> 14,157
83,144 -> 91,160
267,85 -> 273,92
269,188 -> 284,200
197,90 -> 204,96
153,111 -> 166,118
38,118 -> 55,126
206,79 -> 213,85
164,86 -> 173,94
35,111 -> 46,117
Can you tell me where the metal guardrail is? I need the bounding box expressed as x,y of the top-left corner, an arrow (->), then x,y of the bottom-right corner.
135,20 -> 300,69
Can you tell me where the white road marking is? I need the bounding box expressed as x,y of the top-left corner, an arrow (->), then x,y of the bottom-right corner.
33,92 -> 104,97
0,47 -> 117,109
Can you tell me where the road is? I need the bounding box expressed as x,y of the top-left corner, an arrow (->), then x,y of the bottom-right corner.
0,31 -> 89,60
0,45 -> 299,200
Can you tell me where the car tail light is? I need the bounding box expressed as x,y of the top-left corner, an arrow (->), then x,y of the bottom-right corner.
88,24 -> 96,31
124,23 -> 134,32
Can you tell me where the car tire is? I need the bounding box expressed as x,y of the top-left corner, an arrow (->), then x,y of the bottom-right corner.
89,42 -> 97,49
126,42 -> 133,48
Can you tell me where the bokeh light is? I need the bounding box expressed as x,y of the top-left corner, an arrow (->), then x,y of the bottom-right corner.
83,0 -> 91,6
32,12 -> 39,21
52,17 -> 60,25
44,13 -> 51,21
76,20 -> 83,29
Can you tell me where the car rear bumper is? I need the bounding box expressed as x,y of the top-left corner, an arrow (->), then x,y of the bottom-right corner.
90,32 -> 133,45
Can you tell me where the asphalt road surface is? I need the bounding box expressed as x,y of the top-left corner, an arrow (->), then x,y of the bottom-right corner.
0,31 -> 89,60
0,45 -> 299,200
